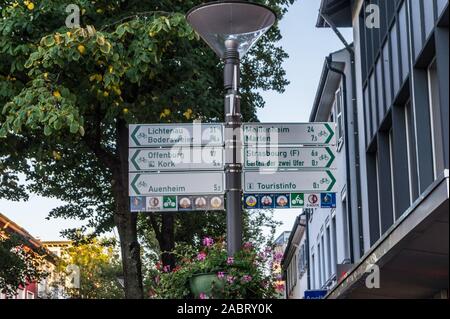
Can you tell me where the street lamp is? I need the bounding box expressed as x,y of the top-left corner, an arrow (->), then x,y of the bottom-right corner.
187,1 -> 277,255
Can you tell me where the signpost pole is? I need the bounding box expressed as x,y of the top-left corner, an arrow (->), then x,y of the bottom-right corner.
224,39 -> 242,256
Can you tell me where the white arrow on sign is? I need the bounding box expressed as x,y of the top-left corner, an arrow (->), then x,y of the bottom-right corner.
129,172 -> 225,196
244,146 -> 336,170
244,170 -> 337,193
243,123 -> 336,146
129,147 -> 224,172
129,123 -> 223,147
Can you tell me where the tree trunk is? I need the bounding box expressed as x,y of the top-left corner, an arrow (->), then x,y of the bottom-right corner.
114,119 -> 143,299
160,213 -> 176,270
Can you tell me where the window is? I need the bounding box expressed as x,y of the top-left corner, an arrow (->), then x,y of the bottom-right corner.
390,23 -> 400,96
423,0 -> 435,39
389,129 -> 396,220
288,255 -> 297,294
311,253 -> 316,289
317,243 -> 322,287
410,0 -> 423,59
320,235 -> 326,285
437,0 -> 447,16
428,59 -> 445,179
364,86 -> 372,145
377,132 -> 395,234
370,72 -> 378,134
331,217 -> 338,275
298,243 -> 308,277
376,58 -> 385,121
17,288 -> 25,299
399,4 -> 409,81
335,87 -> 344,148
342,198 -> 350,260
383,41 -> 392,110
326,226 -> 332,279
376,152 -> 383,236
405,100 -> 419,202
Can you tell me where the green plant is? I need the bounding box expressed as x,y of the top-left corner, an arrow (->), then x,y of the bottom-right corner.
149,237 -> 282,299
0,231 -> 49,297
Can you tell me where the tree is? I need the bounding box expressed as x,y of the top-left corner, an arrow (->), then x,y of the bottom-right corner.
0,0 -> 294,298
0,231 -> 49,297
56,238 -> 124,299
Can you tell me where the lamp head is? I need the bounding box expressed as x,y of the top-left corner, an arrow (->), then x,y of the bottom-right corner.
186,1 -> 277,59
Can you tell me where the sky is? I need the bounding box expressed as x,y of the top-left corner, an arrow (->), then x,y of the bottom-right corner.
0,0 -> 352,242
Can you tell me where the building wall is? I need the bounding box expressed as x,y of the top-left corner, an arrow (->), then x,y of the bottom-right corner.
353,0 -> 449,251
286,228 -> 308,299
308,49 -> 356,291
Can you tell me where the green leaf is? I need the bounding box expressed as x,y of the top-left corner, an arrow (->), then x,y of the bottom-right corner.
53,120 -> 63,131
99,42 -> 111,54
44,125 -> 52,136
0,127 -> 7,137
42,36 -> 55,47
163,17 -> 171,29
70,122 -> 79,134
24,59 -> 33,69
116,25 -> 126,38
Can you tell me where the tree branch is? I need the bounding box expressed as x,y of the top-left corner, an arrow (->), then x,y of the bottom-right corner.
82,106 -> 118,170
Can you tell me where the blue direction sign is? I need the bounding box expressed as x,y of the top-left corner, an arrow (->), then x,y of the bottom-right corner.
321,193 -> 337,208
304,290 -> 328,299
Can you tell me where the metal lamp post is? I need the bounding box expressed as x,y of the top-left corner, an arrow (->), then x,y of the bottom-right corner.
187,1 -> 276,255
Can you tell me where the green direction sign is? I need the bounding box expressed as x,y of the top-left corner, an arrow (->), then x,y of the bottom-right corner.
243,170 -> 337,193
129,123 -> 223,147
244,146 -> 336,170
243,123 -> 336,146
129,147 -> 224,172
129,172 -> 225,196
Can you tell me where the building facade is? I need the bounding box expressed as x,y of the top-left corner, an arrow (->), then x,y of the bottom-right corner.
281,216 -> 308,299
312,0 -> 449,298
307,45 -> 359,293
273,231 -> 292,298
0,213 -> 67,299
283,0 -> 449,299
282,34 -> 361,295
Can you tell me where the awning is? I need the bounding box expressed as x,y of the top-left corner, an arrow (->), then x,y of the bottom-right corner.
327,171 -> 449,299
316,0 -> 353,28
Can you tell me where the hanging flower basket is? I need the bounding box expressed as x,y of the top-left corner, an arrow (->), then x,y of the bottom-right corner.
189,273 -> 225,299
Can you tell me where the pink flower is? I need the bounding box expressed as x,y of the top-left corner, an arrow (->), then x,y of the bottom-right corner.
202,237 -> 214,247
241,275 -> 252,283
226,275 -> 235,284
226,257 -> 234,265
199,292 -> 208,299
273,252 -> 284,263
275,283 -> 285,292
217,272 -> 225,279
243,242 -> 253,249
163,265 -> 170,273
197,252 -> 207,261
